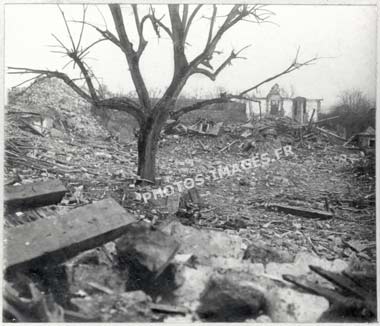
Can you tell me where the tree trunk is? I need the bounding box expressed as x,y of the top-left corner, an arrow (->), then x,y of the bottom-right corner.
137,124 -> 159,183
137,109 -> 169,183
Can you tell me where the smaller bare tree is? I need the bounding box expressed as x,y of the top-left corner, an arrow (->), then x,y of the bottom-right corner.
323,88 -> 375,137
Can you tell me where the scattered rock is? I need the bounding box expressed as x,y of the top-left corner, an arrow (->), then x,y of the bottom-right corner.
266,287 -> 329,322
71,290 -> 153,322
265,251 -> 348,278
161,220 -> 245,263
173,265 -> 213,307
243,240 -> 293,265
116,222 -> 180,276
115,222 -> 180,296
69,262 -> 125,296
196,275 -> 266,322
254,314 -> 273,322
209,257 -> 265,274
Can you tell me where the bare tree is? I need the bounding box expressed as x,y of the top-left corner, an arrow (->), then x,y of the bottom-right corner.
322,88 -> 375,137
9,4 -> 319,182
337,89 -> 373,113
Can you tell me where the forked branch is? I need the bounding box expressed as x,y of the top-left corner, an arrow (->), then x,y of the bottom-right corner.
240,48 -> 319,96
193,45 -> 251,81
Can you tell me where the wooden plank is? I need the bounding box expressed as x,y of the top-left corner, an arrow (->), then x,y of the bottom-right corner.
307,109 -> 316,130
207,122 -> 223,136
267,204 -> 333,220
309,265 -> 369,300
150,303 -> 188,315
282,274 -> 361,306
4,198 -> 135,273
315,127 -> 346,143
312,116 -> 339,125
343,134 -> 356,147
4,179 -> 67,210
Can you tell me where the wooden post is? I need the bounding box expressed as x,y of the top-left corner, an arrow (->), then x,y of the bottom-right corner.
308,109 -> 316,131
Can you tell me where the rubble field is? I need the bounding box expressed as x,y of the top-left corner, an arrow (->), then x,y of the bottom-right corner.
3,79 -> 376,322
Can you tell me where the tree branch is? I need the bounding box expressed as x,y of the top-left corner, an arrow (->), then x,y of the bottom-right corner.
172,49 -> 318,120
8,67 -> 93,102
206,5 -> 217,48
8,67 -> 146,125
171,94 -> 256,120
57,5 -> 76,51
240,51 -> 319,96
152,16 -> 173,39
146,7 -> 173,39
70,20 -> 122,49
190,5 -> 240,68
48,8 -> 101,102
76,5 -> 87,52
190,5 -> 271,70
184,5 -> 202,40
68,52 -> 99,101
97,97 -> 146,126
154,5 -> 263,114
168,4 -> 188,73
109,4 -> 151,111
182,5 -> 189,29
193,45 -> 250,81
132,4 -> 148,58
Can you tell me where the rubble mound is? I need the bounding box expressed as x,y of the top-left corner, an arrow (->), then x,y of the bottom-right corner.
251,115 -> 299,139
240,115 -> 300,153
7,77 -> 110,139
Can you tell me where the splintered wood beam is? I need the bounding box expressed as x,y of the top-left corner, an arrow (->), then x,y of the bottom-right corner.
4,198 -> 136,273
309,265 -> 370,300
267,204 -> 333,220
4,179 -> 67,210
315,127 -> 346,142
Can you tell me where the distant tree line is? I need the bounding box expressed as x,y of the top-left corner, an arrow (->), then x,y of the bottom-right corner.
320,89 -> 375,138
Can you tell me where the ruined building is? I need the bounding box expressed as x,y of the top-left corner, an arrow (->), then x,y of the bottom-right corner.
243,84 -> 323,123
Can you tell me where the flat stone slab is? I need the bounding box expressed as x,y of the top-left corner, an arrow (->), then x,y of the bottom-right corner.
4,198 -> 135,273
4,179 -> 67,210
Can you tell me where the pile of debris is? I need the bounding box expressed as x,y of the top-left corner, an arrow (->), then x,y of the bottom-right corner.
7,77 -> 110,139
238,114 -> 355,153
4,80 -> 376,323
5,80 -> 138,200
3,179 -> 376,322
164,114 -> 353,156
166,118 -> 224,137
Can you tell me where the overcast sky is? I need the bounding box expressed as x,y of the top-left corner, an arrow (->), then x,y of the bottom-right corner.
5,4 -> 377,110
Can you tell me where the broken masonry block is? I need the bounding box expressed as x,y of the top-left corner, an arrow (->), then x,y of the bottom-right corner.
4,179 -> 67,210
115,222 -> 180,291
196,276 -> 266,322
5,198 -> 135,274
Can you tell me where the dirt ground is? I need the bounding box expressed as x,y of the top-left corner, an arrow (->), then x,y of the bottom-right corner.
6,126 -> 376,262
4,115 -> 376,322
